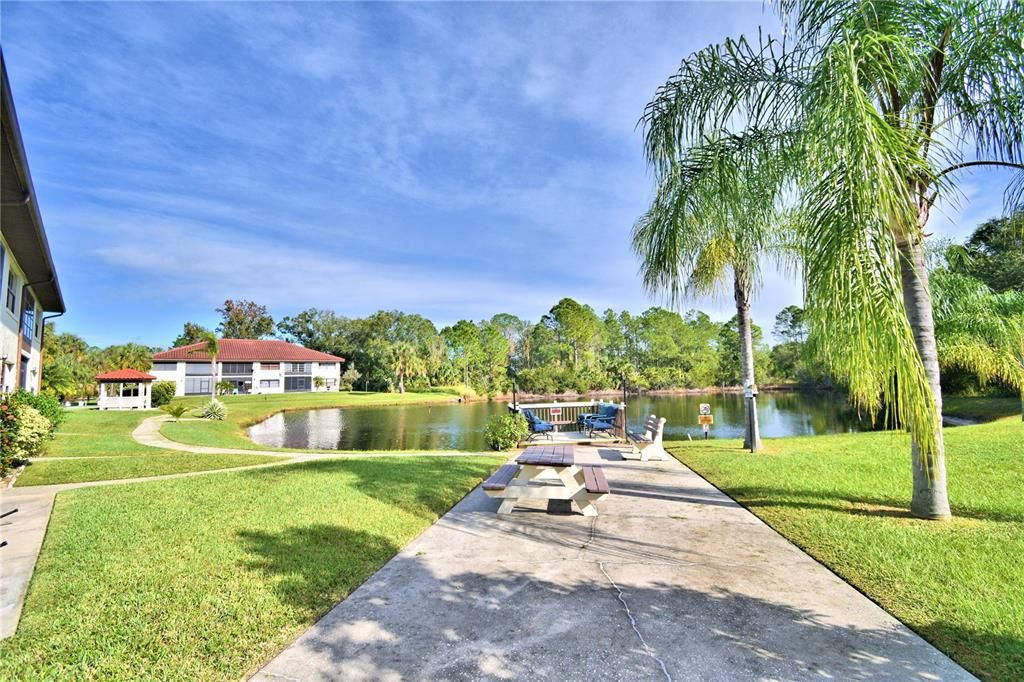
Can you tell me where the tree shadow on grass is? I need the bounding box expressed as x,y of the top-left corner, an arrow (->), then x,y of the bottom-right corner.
237,524 -> 401,616
719,485 -> 1024,524
241,456 -> 501,521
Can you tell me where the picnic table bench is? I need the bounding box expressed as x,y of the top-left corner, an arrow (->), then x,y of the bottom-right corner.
483,445 -> 610,516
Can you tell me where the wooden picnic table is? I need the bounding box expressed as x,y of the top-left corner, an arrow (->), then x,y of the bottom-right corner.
483,445 -> 610,516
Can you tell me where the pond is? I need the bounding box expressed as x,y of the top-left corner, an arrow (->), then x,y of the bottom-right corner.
246,391 -> 866,451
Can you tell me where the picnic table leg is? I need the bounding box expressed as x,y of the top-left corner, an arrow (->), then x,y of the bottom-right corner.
572,490 -> 600,517
497,498 -> 519,514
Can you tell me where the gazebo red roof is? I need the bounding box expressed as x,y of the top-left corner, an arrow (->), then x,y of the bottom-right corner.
95,369 -> 157,382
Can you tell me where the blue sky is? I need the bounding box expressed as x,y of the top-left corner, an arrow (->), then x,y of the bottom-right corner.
1,1 -> 1014,348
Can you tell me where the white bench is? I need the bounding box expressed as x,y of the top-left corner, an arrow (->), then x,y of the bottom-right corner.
625,415 -> 668,461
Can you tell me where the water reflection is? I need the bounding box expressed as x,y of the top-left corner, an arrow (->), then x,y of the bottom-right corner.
247,392 -> 865,451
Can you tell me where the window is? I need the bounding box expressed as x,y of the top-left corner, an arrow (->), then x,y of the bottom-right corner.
287,362 -> 309,374
185,364 -> 213,376
184,377 -> 212,395
152,362 -> 178,372
6,270 -> 16,314
222,362 -> 253,375
0,245 -> 5,310
261,363 -> 280,371
259,379 -> 280,388
325,378 -> 337,387
20,289 -> 35,343
284,376 -> 311,392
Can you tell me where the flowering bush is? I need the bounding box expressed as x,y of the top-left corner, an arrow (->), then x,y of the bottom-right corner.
0,395 -> 21,475
1,399 -> 52,474
11,389 -> 66,430
200,398 -> 226,420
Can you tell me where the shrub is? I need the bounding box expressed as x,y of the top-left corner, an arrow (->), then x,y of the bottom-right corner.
200,399 -> 226,421
8,405 -> 52,466
216,381 -> 233,396
1,395 -> 21,475
151,381 -> 177,407
12,390 -> 66,431
162,404 -> 190,421
483,413 -> 529,451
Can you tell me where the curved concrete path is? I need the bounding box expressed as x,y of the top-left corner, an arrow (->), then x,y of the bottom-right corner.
255,445 -> 973,682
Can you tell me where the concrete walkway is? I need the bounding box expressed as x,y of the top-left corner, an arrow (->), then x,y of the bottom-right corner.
255,446 -> 973,682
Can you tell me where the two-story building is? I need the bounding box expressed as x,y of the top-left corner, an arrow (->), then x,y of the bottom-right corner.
1,54 -> 65,394
151,339 -> 344,396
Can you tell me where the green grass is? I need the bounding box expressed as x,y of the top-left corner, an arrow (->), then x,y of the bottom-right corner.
0,456 -> 503,680
668,417 -> 1024,681
15,453 -> 280,486
43,409 -> 168,457
161,390 -> 463,452
944,395 -> 1021,422
20,410 -> 277,486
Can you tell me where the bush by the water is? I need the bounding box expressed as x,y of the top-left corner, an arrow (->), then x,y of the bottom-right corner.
200,399 -> 226,420
151,381 -> 177,407
484,413 -> 529,451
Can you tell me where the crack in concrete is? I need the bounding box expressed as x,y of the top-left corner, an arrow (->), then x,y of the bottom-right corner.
598,560 -> 673,682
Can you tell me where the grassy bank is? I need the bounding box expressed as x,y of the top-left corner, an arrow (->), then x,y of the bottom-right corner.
0,456 -> 503,680
944,395 -> 1020,422
668,417 -> 1024,681
162,390 -> 463,451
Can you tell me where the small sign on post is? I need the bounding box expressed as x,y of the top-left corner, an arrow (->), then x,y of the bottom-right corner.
698,411 -> 713,439
549,407 -> 562,417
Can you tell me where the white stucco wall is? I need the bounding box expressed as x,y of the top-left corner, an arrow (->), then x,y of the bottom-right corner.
0,236 -> 44,394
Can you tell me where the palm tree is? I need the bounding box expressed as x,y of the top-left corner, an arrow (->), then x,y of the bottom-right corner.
391,341 -> 426,394
638,0 -> 1024,518
633,132 -> 792,452
931,268 -> 1024,412
188,332 -> 219,399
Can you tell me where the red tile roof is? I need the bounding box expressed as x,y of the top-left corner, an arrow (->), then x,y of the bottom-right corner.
152,339 -> 345,363
96,369 -> 157,382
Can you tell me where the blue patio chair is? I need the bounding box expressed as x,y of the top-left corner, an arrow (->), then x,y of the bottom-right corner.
521,409 -> 554,441
580,403 -> 619,438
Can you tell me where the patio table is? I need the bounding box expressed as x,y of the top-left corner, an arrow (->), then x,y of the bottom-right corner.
483,445 -> 609,516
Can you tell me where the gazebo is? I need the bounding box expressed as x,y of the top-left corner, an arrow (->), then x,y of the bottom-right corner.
96,369 -> 157,410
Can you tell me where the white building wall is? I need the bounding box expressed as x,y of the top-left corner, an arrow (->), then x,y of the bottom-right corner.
150,361 -> 185,396
0,236 -> 44,394
149,357 -> 343,395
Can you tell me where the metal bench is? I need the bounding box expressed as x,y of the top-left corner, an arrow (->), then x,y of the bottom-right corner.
625,415 -> 669,461
483,464 -> 521,491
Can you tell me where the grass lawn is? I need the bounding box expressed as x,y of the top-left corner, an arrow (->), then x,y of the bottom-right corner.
43,409 -> 169,457
161,390 -> 464,452
0,456 -> 503,680
14,453 -> 280,486
669,417 -> 1024,681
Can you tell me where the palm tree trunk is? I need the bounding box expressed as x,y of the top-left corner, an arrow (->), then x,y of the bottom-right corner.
734,269 -> 762,452
210,357 -> 217,399
897,235 -> 951,520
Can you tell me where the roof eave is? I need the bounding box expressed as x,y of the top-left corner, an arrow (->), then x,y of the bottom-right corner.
0,52 -> 65,313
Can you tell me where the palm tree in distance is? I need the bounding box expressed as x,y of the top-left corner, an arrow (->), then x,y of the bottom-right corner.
188,332 -> 219,399
637,0 -> 1024,518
